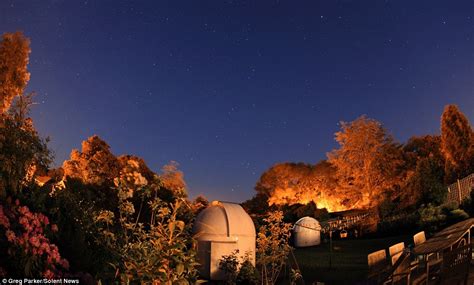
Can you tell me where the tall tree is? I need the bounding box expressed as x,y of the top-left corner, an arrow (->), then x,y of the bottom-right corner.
401,135 -> 445,207
0,32 -> 31,113
327,116 -> 405,208
0,33 -> 50,196
440,104 -> 473,183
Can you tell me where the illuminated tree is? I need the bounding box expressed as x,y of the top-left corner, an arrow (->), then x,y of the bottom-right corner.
440,104 -> 473,183
0,32 -> 30,113
327,116 -> 404,208
0,32 -> 50,196
254,161 -> 346,211
62,135 -> 120,185
160,161 -> 187,198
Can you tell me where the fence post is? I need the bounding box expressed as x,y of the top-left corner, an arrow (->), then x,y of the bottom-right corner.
458,179 -> 462,205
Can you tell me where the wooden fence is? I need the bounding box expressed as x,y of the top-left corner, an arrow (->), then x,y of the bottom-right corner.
446,173 -> 474,206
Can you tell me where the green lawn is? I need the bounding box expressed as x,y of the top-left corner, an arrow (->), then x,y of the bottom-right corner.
291,235 -> 412,284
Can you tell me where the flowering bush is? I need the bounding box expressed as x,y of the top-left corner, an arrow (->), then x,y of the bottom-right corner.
0,198 -> 68,278
93,163 -> 201,284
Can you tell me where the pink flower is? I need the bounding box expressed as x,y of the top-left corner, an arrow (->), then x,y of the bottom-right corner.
19,217 -> 28,227
29,236 -> 40,248
43,269 -> 54,279
18,206 -> 29,215
40,242 -> 50,251
51,224 -> 58,232
5,230 -> 15,242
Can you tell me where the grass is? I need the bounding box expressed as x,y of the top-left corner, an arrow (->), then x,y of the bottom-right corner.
291,235 -> 412,285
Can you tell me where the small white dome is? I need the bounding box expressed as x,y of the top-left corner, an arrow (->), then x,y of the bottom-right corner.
294,216 -> 321,232
293,216 -> 321,247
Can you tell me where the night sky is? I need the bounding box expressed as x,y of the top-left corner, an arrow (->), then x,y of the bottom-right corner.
1,1 -> 473,202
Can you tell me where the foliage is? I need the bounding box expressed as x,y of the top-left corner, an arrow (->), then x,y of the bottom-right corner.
289,268 -> 302,285
0,32 -> 51,197
0,94 -> 51,197
160,160 -> 188,198
236,259 -> 259,285
0,32 -> 30,113
400,135 -> 445,207
403,158 -> 446,206
62,135 -> 121,186
440,104 -> 474,183
403,135 -> 444,170
328,116 -> 406,209
255,161 -> 346,212
191,195 -> 209,215
418,203 -> 469,234
94,169 -> 200,284
219,250 -> 240,284
242,193 -> 273,216
19,179 -> 119,279
219,250 -> 259,285
0,198 -> 68,278
256,211 -> 292,285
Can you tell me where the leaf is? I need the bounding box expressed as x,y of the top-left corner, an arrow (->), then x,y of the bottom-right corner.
175,220 -> 185,231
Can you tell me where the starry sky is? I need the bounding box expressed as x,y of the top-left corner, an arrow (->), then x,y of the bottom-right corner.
1,1 -> 473,202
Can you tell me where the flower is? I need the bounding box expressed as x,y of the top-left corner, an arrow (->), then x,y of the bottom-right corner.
43,269 -> 54,279
5,230 -> 15,242
51,224 -> 58,232
29,236 -> 40,248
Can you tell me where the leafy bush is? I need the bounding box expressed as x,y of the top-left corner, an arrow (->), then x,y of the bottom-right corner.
219,250 -> 240,284
256,211 -> 293,284
94,169 -> 201,284
418,203 -> 469,235
219,250 -> 259,285
236,259 -> 259,285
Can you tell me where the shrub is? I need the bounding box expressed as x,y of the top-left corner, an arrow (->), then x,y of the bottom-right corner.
0,198 -> 68,278
219,250 -> 259,285
94,170 -> 201,284
256,211 -> 293,284
219,250 -> 240,285
236,259 -> 259,285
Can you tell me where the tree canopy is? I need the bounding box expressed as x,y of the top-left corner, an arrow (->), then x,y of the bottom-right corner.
0,32 -> 30,113
440,104 -> 474,183
327,116 -> 405,208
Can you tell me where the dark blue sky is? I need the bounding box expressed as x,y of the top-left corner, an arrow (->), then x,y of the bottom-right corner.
1,1 -> 473,202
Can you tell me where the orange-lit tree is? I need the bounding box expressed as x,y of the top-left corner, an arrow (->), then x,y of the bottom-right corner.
255,161 -> 346,212
328,116 -> 405,209
440,104 -> 474,183
0,32 -> 31,113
